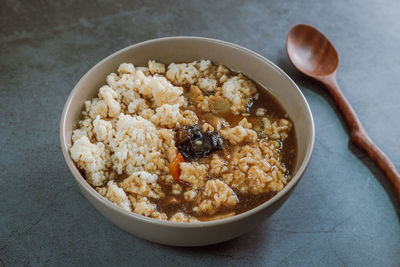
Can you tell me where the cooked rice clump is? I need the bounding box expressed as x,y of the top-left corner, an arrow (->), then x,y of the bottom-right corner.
70,60 -> 293,222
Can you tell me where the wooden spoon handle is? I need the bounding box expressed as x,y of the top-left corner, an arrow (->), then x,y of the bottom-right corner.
322,75 -> 400,202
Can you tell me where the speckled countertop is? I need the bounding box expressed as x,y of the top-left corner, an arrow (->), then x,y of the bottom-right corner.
1,0 -> 399,266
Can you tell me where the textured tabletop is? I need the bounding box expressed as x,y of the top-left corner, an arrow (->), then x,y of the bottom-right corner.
1,0 -> 399,266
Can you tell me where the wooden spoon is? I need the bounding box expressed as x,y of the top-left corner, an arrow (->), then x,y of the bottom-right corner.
286,24 -> 400,202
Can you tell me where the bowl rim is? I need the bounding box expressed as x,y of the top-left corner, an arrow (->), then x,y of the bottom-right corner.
60,36 -> 315,228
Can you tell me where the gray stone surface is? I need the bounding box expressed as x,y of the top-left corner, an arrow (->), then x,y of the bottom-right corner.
1,0 -> 399,265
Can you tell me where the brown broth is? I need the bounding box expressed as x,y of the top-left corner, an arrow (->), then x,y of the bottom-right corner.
155,82 -> 298,221
253,84 -> 298,174
77,67 -> 298,221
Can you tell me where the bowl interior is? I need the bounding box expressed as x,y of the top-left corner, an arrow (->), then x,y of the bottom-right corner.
61,37 -> 314,225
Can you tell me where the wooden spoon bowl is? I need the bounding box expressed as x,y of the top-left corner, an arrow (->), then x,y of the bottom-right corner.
287,24 -> 339,77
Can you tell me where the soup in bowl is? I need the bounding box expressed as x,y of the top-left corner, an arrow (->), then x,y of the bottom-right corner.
60,37 -> 314,246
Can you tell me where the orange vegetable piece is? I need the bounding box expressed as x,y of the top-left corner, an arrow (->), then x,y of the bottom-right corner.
168,151 -> 185,182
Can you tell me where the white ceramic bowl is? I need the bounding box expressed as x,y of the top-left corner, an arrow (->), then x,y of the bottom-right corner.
60,37 -> 314,246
